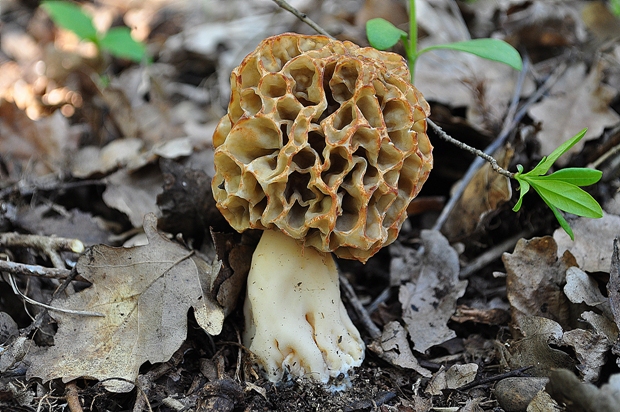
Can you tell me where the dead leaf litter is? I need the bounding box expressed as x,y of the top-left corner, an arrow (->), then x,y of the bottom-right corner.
1,0 -> 620,410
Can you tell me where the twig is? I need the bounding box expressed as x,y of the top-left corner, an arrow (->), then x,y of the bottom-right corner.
0,232 -> 84,269
0,178 -> 105,200
366,286 -> 392,314
65,382 -> 84,412
432,58 -> 568,232
428,119 -> 515,179
459,231 -> 530,278
344,391 -> 397,411
590,124 -> 620,169
53,265 -> 82,297
0,259 -> 81,280
235,327 -> 243,382
7,273 -> 104,317
430,57 -> 529,232
340,274 -> 381,339
456,365 -> 533,391
271,0 -> 334,38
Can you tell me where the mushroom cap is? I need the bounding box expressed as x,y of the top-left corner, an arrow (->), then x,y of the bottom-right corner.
212,33 -> 433,262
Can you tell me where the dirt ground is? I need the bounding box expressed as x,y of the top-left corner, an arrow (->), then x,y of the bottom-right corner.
1,0 -> 620,411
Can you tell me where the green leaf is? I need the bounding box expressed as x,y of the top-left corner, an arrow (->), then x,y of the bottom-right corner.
527,178 -> 603,218
528,128 -> 588,176
545,201 -> 575,240
366,18 -> 407,50
512,177 -> 530,212
419,38 -> 522,71
611,0 -> 620,16
535,189 -> 575,240
99,27 -> 146,62
41,1 -> 98,42
544,168 -> 603,186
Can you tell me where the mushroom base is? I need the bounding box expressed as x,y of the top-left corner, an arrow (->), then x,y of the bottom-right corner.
243,229 -> 365,383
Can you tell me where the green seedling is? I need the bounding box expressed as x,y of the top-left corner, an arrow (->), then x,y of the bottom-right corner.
513,128 -> 603,240
365,0 -> 522,83
366,0 -> 603,238
41,1 -> 147,63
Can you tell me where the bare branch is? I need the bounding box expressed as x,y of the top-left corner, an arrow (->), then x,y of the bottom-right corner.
271,0 -> 334,38
7,273 -> 103,317
0,232 -> 84,269
0,259 -> 82,280
432,58 -> 569,232
428,119 -> 514,179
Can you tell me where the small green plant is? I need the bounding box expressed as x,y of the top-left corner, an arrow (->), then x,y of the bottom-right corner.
41,1 -> 147,63
365,0 -> 522,83
366,0 -> 603,238
513,129 -> 603,239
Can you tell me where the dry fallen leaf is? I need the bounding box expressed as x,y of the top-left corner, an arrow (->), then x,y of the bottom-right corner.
563,328 -> 609,382
564,267 -> 614,321
526,389 -> 560,412
503,314 -> 575,377
0,100 -> 79,176
608,239 -> 620,369
0,336 -> 33,375
102,166 -> 163,227
563,267 -> 618,363
451,305 -> 510,326
72,136 -> 194,179
442,147 -> 512,240
26,213 -> 224,392
399,230 -> 467,353
368,321 -> 432,378
581,311 -> 619,344
426,363 -> 478,396
16,204 -> 113,246
71,138 -> 144,178
529,61 -> 620,164
553,213 -> 620,273
444,363 -> 479,389
503,236 -> 577,327
0,312 -> 18,345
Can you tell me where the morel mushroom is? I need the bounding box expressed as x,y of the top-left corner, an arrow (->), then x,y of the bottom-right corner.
212,33 -> 432,382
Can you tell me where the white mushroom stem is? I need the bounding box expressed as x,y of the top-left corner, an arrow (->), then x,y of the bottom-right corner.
243,229 -> 365,383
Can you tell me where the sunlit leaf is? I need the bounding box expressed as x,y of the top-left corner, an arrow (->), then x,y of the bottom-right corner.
544,168 -> 603,186
100,27 -> 147,62
366,18 -> 407,50
420,39 -> 522,71
41,1 -> 98,42
546,201 -> 574,240
535,189 -> 575,240
527,178 -> 603,218
528,128 -> 588,176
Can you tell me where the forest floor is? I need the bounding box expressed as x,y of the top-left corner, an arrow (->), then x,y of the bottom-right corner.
1,0 -> 620,411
